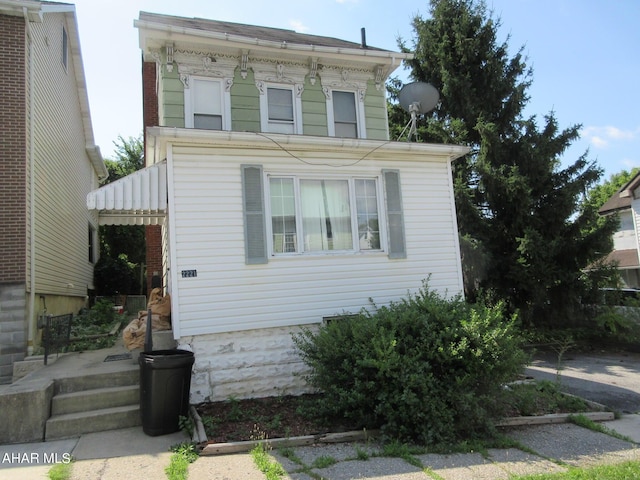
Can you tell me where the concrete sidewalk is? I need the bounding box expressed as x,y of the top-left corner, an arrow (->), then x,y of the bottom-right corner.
1,415 -> 639,480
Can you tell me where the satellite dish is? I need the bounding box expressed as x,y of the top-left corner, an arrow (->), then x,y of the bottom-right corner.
398,82 -> 440,141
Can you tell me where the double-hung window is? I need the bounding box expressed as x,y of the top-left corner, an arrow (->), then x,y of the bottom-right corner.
260,85 -> 302,134
332,91 -> 358,138
327,89 -> 366,139
185,77 -> 230,130
268,176 -> 382,255
267,87 -> 294,133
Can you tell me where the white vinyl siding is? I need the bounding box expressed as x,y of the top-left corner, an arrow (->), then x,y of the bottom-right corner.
166,138 -> 463,338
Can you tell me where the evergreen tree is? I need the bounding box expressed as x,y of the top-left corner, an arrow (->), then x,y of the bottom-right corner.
390,0 -> 618,325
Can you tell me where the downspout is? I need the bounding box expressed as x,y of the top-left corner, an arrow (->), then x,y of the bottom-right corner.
24,7 -> 37,355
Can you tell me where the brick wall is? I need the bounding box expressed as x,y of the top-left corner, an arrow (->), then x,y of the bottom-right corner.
0,14 -> 27,283
142,61 -> 163,291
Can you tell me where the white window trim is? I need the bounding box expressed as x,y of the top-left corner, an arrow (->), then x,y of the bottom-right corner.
259,83 -> 303,134
265,173 -> 386,257
325,88 -> 367,139
184,75 -> 232,130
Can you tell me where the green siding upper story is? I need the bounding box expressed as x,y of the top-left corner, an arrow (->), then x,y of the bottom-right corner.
161,68 -> 184,128
301,79 -> 328,137
158,65 -> 389,140
230,69 -> 260,132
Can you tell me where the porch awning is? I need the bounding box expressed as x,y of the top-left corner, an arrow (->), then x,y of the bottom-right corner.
87,162 -> 167,225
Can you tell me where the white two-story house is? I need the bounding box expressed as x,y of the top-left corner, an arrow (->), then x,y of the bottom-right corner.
87,12 -> 469,403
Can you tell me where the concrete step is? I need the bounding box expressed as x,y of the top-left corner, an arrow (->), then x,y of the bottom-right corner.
54,366 -> 139,395
51,385 -> 140,415
45,404 -> 141,440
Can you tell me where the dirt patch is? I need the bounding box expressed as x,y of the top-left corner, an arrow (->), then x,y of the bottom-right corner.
196,394 -> 359,444
195,382 -> 595,444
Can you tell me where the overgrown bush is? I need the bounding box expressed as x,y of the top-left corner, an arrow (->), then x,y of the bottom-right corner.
68,299 -> 121,351
292,284 -> 528,445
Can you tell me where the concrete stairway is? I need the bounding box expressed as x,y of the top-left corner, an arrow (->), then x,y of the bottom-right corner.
45,365 -> 141,440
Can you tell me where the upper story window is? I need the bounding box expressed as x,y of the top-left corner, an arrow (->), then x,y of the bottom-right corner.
184,77 -> 231,130
259,84 -> 303,134
62,26 -> 68,71
326,89 -> 366,139
268,175 -> 382,255
332,91 -> 358,138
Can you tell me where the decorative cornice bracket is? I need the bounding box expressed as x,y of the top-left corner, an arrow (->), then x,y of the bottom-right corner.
166,44 -> 174,73
240,50 -> 249,79
309,57 -> 318,85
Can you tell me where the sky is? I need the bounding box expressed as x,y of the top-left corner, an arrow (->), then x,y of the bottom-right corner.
69,0 -> 640,182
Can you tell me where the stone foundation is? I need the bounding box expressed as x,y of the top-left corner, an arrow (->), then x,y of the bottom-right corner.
182,325 -> 317,403
0,284 -> 27,384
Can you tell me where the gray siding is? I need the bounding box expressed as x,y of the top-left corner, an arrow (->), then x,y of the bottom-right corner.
29,12 -> 98,297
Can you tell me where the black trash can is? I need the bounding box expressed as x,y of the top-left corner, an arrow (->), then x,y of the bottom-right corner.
139,349 -> 195,436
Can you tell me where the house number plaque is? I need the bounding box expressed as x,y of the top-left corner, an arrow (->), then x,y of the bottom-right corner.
181,270 -> 197,278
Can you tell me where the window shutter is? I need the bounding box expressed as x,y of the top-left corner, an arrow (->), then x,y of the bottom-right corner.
383,169 -> 406,259
241,165 -> 268,264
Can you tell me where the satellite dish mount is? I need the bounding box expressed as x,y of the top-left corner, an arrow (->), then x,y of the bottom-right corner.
397,82 -> 440,141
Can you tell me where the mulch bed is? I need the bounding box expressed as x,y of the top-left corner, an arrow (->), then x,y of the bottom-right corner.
196,394 -> 360,444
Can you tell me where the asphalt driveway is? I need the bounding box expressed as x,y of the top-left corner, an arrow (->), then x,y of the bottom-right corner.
525,350 -> 640,414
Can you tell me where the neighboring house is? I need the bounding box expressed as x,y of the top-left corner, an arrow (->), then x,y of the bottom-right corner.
598,172 -> 640,288
87,12 -> 469,402
0,1 -> 107,384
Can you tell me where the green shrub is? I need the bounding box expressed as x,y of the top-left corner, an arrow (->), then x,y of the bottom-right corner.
292,284 -> 528,445
67,300 -> 120,352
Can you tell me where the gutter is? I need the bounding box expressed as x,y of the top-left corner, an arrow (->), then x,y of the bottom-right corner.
135,18 -> 414,65
24,6 -> 36,355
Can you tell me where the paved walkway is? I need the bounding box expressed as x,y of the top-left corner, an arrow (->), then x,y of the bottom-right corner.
0,416 -> 638,480
2,350 -> 640,479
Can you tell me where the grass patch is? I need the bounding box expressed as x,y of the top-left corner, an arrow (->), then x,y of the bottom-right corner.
48,462 -> 73,480
311,455 -> 338,469
512,460 -> 640,479
568,414 -> 634,442
165,442 -> 199,480
251,442 -> 286,480
500,380 -> 592,417
380,441 -> 425,468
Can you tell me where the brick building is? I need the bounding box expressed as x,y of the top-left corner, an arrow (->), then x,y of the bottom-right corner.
0,1 -> 106,383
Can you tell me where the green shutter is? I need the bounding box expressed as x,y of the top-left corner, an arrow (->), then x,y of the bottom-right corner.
241,164 -> 268,264
383,169 -> 406,259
